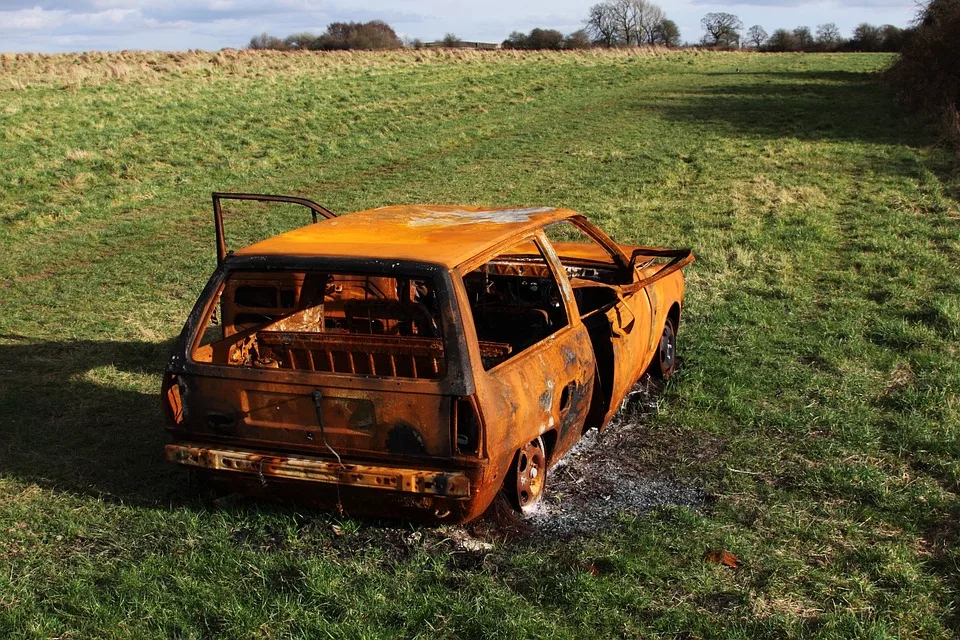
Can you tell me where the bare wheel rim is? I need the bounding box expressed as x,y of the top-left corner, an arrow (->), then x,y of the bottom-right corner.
514,436 -> 546,513
658,319 -> 677,378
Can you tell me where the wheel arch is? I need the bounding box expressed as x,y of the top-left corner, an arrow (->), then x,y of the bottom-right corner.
667,301 -> 681,333
541,428 -> 559,465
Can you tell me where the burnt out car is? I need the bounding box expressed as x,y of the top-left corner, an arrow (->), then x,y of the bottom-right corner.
162,193 -> 693,523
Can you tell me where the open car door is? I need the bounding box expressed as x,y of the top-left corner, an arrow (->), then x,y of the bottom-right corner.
545,217 -> 693,430
212,192 -> 335,264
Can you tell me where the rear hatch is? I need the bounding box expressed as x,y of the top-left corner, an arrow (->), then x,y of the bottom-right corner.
165,264 -> 465,461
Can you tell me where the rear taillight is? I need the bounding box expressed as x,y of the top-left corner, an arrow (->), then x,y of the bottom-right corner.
161,373 -> 184,426
452,396 -> 481,456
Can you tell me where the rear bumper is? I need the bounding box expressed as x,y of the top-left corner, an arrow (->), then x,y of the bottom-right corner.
165,443 -> 472,498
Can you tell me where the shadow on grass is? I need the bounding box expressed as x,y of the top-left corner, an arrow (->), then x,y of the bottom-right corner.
925,501 -> 960,634
657,70 -> 931,149
0,334 -> 184,505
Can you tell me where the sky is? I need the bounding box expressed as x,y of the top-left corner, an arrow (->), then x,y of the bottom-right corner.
0,1 -> 919,53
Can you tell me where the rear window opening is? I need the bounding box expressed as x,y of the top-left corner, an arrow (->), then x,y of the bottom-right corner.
191,270 -> 446,379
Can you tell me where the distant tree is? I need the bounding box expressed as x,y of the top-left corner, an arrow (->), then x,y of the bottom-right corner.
527,28 -> 565,49
503,27 -> 569,50
651,18 -> 680,47
701,12 -> 742,48
586,2 -> 620,46
792,26 -> 814,50
850,22 -> 883,51
634,0 -> 666,45
564,29 -> 593,49
284,32 -> 320,50
607,0 -> 638,44
765,28 -> 800,52
502,31 -> 529,49
248,32 -> 288,50
441,33 -> 463,47
815,23 -> 842,51
317,21 -> 403,50
880,24 -> 905,51
746,24 -> 767,48
585,0 -> 669,46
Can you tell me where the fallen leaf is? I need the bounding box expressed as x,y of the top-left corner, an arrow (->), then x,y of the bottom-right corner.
704,549 -> 739,569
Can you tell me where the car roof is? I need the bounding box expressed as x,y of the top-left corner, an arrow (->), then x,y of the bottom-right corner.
234,204 -> 577,269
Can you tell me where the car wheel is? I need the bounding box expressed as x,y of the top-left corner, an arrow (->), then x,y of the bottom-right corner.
507,436 -> 547,515
653,317 -> 677,380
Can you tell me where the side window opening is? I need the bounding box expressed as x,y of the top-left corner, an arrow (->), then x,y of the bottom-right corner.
544,220 -> 626,318
191,271 -> 446,380
462,238 -> 569,371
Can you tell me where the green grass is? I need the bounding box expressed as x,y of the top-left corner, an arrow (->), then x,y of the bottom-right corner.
1,48 -> 958,638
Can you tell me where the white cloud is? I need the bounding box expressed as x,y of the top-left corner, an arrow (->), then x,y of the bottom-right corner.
0,0 -> 920,52
0,6 -> 67,31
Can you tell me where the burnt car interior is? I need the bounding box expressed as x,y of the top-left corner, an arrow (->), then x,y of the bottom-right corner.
192,271 -> 449,380
462,239 -> 569,370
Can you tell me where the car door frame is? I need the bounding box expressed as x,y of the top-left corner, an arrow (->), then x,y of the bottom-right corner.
451,230 -> 597,479
541,216 -> 659,430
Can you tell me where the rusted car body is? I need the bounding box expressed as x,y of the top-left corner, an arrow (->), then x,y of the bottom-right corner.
162,194 -> 693,523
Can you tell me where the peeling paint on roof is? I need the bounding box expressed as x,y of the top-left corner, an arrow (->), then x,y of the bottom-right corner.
406,207 -> 556,227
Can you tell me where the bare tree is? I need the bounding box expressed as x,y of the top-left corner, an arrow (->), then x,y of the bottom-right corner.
851,23 -> 883,51
585,0 -> 668,46
792,26 -> 814,50
248,32 -> 288,50
317,21 -> 403,50
441,33 -> 463,47
879,24 -> 905,51
284,32 -> 320,50
586,2 -> 619,46
746,25 -> 767,49
564,29 -> 593,49
608,0 -> 639,45
701,12 -> 742,48
633,0 -> 666,45
815,23 -> 842,51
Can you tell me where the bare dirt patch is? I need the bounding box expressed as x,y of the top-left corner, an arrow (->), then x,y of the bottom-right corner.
466,375 -> 708,542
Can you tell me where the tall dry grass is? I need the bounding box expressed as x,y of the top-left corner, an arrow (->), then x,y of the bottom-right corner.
0,46 -> 719,91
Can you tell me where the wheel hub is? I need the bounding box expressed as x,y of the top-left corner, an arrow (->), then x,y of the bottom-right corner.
515,437 -> 546,513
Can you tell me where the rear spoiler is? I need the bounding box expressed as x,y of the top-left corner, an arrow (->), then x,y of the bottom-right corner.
212,192 -> 335,264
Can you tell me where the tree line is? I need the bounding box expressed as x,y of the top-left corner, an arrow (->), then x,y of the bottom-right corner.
249,3 -> 909,52
701,12 -> 909,52
247,1 -> 681,52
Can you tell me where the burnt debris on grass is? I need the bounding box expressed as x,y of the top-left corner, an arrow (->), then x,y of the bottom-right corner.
472,374 -> 707,540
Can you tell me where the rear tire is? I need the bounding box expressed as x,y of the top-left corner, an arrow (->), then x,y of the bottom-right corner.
652,317 -> 677,380
505,436 -> 547,515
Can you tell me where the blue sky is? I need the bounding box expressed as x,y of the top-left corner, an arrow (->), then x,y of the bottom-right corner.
0,1 -> 918,53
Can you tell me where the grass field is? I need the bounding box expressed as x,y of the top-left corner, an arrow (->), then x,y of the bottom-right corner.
1,48 -> 959,638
